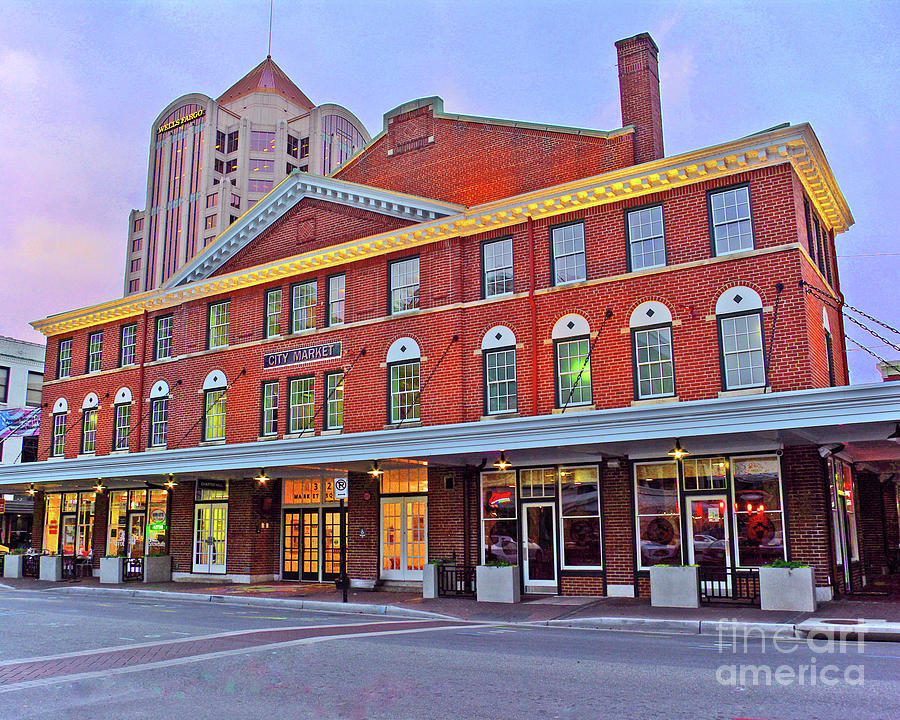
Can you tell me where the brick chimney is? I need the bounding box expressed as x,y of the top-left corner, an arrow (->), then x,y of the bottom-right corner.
616,33 -> 664,165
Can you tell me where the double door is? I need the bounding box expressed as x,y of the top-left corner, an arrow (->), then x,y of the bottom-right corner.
193,502 -> 227,574
380,497 -> 426,581
283,508 -> 344,582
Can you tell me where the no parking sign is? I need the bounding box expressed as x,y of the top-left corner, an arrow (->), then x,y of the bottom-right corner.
334,477 -> 349,500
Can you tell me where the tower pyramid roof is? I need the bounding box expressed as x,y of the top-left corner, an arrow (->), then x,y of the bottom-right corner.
217,56 -> 315,110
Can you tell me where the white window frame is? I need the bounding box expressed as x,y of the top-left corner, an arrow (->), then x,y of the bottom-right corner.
87,332 -> 103,373
291,281 -> 317,333
261,381 -> 279,436
155,316 -> 173,360
288,376 -> 315,434
120,324 -> 137,367
113,403 -> 131,451
729,455 -> 787,568
327,274 -> 345,326
325,372 -> 344,430
482,237 -> 514,298
208,302 -> 230,349
555,337 -> 592,407
632,325 -> 675,399
627,204 -> 666,271
558,465 -> 603,570
718,311 -> 766,391
551,222 -> 586,286
52,413 -> 67,456
81,407 -> 98,454
389,360 -> 420,424
484,347 -> 517,415
389,257 -> 420,314
204,389 -> 227,441
710,185 -> 754,256
149,397 -> 168,448
265,288 -> 282,338
58,339 -> 72,379
634,460 -> 681,570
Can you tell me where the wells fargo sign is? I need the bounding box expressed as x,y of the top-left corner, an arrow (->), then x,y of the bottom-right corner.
157,108 -> 205,134
264,342 -> 342,369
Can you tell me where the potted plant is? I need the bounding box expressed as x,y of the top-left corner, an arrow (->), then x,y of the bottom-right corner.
2,549 -> 25,579
39,553 -> 63,582
143,551 -> 172,583
649,564 -> 700,608
100,554 -> 125,584
476,560 -> 520,603
759,560 -> 816,612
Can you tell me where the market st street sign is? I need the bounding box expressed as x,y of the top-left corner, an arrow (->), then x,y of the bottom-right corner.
263,342 -> 342,370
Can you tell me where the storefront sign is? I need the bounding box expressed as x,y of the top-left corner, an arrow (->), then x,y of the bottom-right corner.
149,523 -> 167,532
150,508 -> 166,523
157,108 -> 205,134
263,342 -> 342,370
197,479 -> 227,492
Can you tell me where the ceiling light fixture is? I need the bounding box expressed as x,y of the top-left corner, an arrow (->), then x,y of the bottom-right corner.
493,451 -> 512,471
255,468 -> 269,485
367,461 -> 384,478
667,439 -> 690,461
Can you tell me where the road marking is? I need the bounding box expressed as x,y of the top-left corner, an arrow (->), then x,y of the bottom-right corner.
0,622 -> 477,693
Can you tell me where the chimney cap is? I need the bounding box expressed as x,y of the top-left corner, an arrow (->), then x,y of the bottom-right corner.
615,32 -> 659,54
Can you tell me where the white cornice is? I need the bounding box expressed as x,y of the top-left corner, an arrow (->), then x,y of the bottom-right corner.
32,123 -> 851,337
1,382 -> 896,486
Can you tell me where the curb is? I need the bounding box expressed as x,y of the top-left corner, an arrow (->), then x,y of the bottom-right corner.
795,619 -> 900,643
48,585 -> 453,621
539,617 -> 700,634
699,620 -> 797,638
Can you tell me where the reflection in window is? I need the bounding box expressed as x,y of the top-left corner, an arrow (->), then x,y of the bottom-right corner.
249,158 -> 273,173
250,131 -> 276,153
731,456 -> 785,566
682,457 -> 727,490
390,257 -> 419,314
635,462 -> 680,568
560,466 -> 601,567
482,237 -> 514,297
481,471 -> 517,564
551,223 -> 586,285
248,179 -> 274,194
555,338 -> 592,407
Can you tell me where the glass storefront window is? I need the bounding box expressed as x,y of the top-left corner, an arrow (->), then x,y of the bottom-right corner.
635,462 -> 680,568
481,471 -> 517,564
380,465 -> 428,494
108,491 -> 128,556
77,493 -> 95,556
682,457 -> 728,491
196,481 -> 229,501
129,489 -> 147,511
147,489 -> 169,555
520,468 -> 556,498
559,466 -> 601,568
62,493 -> 78,512
731,456 -> 785,566
842,463 -> 860,562
43,494 -> 62,554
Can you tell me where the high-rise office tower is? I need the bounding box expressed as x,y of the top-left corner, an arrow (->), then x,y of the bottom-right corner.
124,57 -> 369,295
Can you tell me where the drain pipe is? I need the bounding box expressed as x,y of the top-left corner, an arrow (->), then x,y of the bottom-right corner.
527,216 -> 538,411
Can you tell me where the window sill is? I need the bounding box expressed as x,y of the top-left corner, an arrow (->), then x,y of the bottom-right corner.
257,435 -> 279,442
145,445 -> 168,452
481,412 -> 521,421
199,439 -> 226,446
109,449 -> 130,455
283,431 -> 315,440
718,386 -> 770,398
389,308 -> 421,318
77,452 -> 96,458
631,396 -> 679,407
383,421 -> 422,430
551,405 -> 595,414
321,428 -> 343,436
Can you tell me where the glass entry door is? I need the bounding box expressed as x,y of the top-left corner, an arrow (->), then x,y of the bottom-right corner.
688,496 -> 730,575
380,497 -> 427,581
59,515 -> 77,556
282,508 -> 346,582
283,512 -> 301,580
301,509 -> 320,581
127,513 -> 146,559
521,502 -> 557,591
322,509 -> 342,581
193,502 -> 227,574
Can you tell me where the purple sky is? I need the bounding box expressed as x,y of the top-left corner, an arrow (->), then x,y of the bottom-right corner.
1,1 -> 898,384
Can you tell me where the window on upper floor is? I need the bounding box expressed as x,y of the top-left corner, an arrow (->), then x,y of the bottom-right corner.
327,274 -> 345,326
250,158 -> 273,174
51,411 -> 67,457
803,199 -> 817,265
261,381 -> 279,437
225,158 -> 237,174
208,301 -> 230,349
216,130 -> 226,154
288,376 -> 315,434
133,218 -> 144,233
21,436 -> 38,462
120,324 -> 137,367
481,326 -> 518,416
202,370 -> 228,442
131,238 -> 142,253
387,338 -> 421,425
86,331 -> 103,374
207,193 -> 218,209
230,194 -> 240,209
226,130 -> 239,154
150,397 -> 168,448
205,215 -> 217,230
627,204 -> 666,271
155,315 -> 173,360
389,257 -> 419,314
823,309 -> 836,387
248,179 -> 273,194
81,406 -> 98,454
482,237 -> 514,298
214,158 -> 225,174
551,222 -> 586,286
265,288 -> 282,338
325,371 -> 344,431
25,371 -> 43,408
57,339 -> 72,379
291,281 -> 317,332
709,185 -> 753,256
716,287 -> 766,391
287,134 -> 299,158
128,279 -> 140,293
552,314 -> 592,408
0,367 -> 8,403
300,137 -> 310,159
250,131 -> 276,153
113,402 -> 131,451
286,162 -> 297,174
130,259 -> 141,273
630,302 -> 675,400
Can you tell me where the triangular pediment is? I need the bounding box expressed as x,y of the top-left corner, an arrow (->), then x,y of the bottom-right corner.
163,174 -> 463,288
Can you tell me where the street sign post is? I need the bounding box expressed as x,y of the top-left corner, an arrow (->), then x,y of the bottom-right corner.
334,477 -> 349,602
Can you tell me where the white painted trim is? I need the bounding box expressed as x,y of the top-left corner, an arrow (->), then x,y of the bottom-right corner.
386,337 -> 420,363
82,392 -> 99,410
715,286 -> 762,314
481,325 -> 516,350
114,387 -> 133,404
202,370 -> 227,391
629,301 -> 672,328
150,380 -> 170,399
52,397 -> 68,413
552,314 -> 590,339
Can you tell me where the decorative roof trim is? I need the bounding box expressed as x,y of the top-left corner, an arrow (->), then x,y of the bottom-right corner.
32,124 -> 851,337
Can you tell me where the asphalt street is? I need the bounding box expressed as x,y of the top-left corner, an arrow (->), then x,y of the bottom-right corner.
1,585 -> 898,720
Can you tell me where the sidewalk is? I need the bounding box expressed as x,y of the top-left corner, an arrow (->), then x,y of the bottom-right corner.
5,576 -> 900,640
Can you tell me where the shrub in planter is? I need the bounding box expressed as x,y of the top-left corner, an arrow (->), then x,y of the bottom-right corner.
759,561 -> 816,612
476,562 -> 520,604
649,564 -> 700,608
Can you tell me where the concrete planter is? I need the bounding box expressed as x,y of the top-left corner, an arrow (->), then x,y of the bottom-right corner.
3,554 -> 23,579
649,565 -> 700,608
476,564 -> 520,604
143,555 -> 172,583
100,557 -> 125,584
759,566 -> 817,612
422,563 -> 439,599
39,555 -> 63,582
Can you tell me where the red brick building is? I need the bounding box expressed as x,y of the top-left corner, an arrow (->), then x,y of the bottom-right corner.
4,33 -> 900,601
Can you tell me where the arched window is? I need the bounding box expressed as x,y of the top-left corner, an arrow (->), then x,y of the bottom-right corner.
202,370 -> 227,441
149,381 -> 170,448
481,326 -> 517,415
551,314 -> 592,408
51,398 -> 68,457
629,302 -> 675,400
81,393 -> 99,454
387,338 -> 420,424
715,287 -> 765,390
113,388 -> 133,452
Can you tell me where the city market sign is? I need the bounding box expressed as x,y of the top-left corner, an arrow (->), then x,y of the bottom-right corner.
264,341 -> 341,370
157,108 -> 205,134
